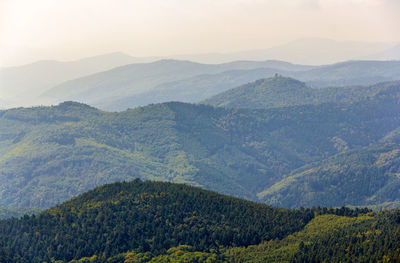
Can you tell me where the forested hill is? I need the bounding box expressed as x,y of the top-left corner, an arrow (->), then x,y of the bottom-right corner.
1,180 -> 400,262
0,180 -> 314,262
203,76 -> 399,109
0,83 -> 399,208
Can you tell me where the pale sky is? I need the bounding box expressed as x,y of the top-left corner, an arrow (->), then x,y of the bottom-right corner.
1,0 -> 399,66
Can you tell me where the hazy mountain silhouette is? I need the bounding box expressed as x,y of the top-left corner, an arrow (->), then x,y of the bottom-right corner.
0,52 -> 157,107
41,59 -> 311,109
173,38 -> 392,65
362,44 -> 400,60
41,59 -> 400,111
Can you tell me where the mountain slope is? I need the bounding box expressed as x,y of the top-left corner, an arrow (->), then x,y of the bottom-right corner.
258,141 -> 400,208
1,83 -> 399,208
203,76 -> 399,109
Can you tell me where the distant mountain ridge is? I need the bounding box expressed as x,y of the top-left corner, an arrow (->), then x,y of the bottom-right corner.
3,54 -> 400,111
172,38 -> 394,64
0,52 -> 157,107
297,60 -> 400,87
41,59 -> 310,109
40,59 -> 400,111
72,67 -> 294,111
362,44 -> 400,60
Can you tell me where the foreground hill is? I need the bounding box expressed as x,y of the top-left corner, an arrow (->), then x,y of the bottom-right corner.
1,180 -> 400,262
204,76 -> 398,109
0,180 -> 314,262
0,83 -> 399,208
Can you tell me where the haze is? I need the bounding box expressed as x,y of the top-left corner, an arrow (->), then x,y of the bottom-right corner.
1,0 -> 400,67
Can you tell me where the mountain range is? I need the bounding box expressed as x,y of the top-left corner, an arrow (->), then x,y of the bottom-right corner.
0,78 -> 399,209
40,59 -> 310,110
1,48 -> 400,261
2,38 -> 400,111
173,38 -> 394,65
37,59 -> 400,111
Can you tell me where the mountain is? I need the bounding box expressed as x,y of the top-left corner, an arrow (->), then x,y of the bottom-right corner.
41,59 -> 400,111
1,82 -> 399,208
41,59 -> 311,110
0,52 -> 155,107
203,76 -> 398,109
173,38 -> 392,65
0,179 -> 400,262
204,76 -> 312,108
362,44 -> 400,60
295,60 -> 400,87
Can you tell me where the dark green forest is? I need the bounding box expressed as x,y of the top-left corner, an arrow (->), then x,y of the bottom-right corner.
0,180 -> 314,262
0,80 -> 399,209
0,179 -> 399,263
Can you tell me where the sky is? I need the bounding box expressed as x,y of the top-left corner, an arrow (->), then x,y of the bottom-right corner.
1,0 -> 399,67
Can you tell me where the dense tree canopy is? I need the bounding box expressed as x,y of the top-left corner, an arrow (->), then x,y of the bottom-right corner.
0,180 -> 398,263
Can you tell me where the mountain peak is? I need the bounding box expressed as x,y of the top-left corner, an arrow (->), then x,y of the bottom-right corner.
264,74 -> 306,84
245,76 -> 308,95
57,101 -> 95,110
202,76 -> 311,109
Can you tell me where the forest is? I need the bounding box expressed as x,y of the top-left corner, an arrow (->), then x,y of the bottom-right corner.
2,179 -> 397,263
